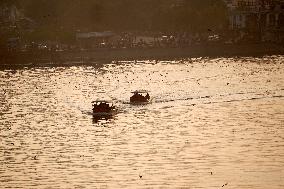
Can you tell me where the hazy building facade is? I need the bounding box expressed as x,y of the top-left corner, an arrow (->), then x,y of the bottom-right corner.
225,0 -> 284,42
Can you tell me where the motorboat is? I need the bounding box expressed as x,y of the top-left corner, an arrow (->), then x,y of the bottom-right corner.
92,100 -> 116,116
130,90 -> 150,104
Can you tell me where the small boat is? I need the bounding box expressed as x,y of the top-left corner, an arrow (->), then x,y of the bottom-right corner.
130,90 -> 151,104
92,100 -> 116,116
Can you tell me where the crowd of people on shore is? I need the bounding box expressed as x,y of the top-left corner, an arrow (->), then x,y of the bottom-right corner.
0,31 -> 228,53
1,30 -> 283,58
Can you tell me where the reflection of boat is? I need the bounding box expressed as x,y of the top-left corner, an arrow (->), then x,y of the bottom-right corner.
130,90 -> 150,104
92,100 -> 116,116
92,114 -> 113,123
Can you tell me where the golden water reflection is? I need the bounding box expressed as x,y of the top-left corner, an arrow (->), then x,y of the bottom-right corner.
0,56 -> 284,188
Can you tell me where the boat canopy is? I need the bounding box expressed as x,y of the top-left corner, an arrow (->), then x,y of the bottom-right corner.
92,100 -> 112,103
131,90 -> 149,93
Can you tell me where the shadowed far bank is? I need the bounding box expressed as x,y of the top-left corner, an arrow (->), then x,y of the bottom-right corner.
1,0 -> 284,69
0,43 -> 284,68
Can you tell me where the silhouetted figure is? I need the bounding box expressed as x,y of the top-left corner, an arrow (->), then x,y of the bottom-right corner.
145,93 -> 150,100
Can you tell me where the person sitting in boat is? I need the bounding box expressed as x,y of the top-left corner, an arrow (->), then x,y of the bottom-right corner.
92,103 -> 99,113
138,93 -> 143,100
134,92 -> 140,98
109,104 -> 115,111
93,103 -> 102,113
130,92 -> 139,101
93,102 -> 106,113
145,93 -> 150,100
100,102 -> 109,112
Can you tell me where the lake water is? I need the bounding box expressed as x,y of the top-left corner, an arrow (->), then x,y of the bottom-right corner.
0,56 -> 284,189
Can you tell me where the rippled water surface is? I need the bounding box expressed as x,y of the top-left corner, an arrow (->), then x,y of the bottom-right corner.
1,56 -> 284,189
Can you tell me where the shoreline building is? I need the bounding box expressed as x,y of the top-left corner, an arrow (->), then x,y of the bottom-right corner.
0,4 -> 35,51
0,4 -> 35,34
224,0 -> 284,43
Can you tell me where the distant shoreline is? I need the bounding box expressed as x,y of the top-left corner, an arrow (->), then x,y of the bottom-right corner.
1,43 -> 284,68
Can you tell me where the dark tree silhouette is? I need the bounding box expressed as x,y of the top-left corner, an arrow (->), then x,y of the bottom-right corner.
2,0 -> 227,41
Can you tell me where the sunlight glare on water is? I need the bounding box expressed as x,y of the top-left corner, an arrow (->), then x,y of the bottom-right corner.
0,56 -> 284,189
